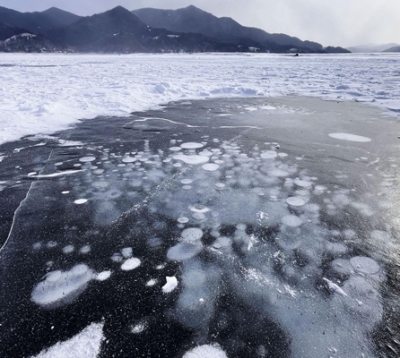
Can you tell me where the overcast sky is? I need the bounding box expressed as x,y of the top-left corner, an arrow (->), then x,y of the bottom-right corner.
1,0 -> 399,47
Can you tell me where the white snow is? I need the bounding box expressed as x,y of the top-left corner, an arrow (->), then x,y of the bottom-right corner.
162,276 -> 178,293
1,53 -> 399,145
32,322 -> 104,358
183,344 -> 228,358
329,133 -> 372,142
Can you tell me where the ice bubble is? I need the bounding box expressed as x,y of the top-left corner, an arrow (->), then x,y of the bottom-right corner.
180,142 -> 205,149
46,270 -> 62,283
62,245 -> 75,254
281,215 -> 303,227
189,205 -> 210,213
178,216 -> 190,224
79,156 -> 96,163
121,258 -> 141,271
199,149 -> 213,157
331,259 -> 353,276
169,147 -> 182,152
74,199 -> 88,205
334,276 -> 383,326
286,197 -> 306,207
192,212 -> 206,221
62,191 -> 70,195
182,185 -> 192,190
326,242 -> 348,256
47,241 -> 58,249
329,133 -> 371,142
167,242 -> 203,261
181,228 -> 203,241
294,179 -> 312,188
121,247 -> 133,258
174,163 -> 182,168
350,256 -> 380,275
162,276 -> 178,293
146,279 -> 157,287
96,271 -> 111,281
79,245 -> 91,254
173,154 -> 209,165
122,156 -> 136,163
31,264 -> 94,307
183,344 -> 227,358
202,163 -> 219,171
33,242 -> 42,250
131,321 -> 147,334
260,150 -> 277,159
181,179 -> 193,185
215,182 -> 225,190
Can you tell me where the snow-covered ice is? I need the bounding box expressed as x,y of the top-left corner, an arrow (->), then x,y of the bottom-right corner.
0,53 -> 399,145
32,322 -> 104,358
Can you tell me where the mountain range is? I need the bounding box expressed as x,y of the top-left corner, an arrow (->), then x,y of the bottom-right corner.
347,43 -> 400,53
0,5 -> 349,54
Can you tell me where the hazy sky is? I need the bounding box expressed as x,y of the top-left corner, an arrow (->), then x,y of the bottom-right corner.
1,0 -> 399,47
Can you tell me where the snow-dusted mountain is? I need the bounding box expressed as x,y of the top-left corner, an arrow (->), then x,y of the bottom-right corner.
132,5 -> 349,53
0,4 -> 349,53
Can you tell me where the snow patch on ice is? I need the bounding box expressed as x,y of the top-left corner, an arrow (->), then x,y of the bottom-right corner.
162,276 -> 178,293
32,322 -> 104,358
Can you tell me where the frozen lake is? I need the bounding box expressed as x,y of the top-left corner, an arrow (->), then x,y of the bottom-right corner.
0,53 -> 399,145
0,94 -> 399,358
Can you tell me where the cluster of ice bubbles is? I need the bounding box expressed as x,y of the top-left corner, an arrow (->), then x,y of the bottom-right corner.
30,134 -> 388,357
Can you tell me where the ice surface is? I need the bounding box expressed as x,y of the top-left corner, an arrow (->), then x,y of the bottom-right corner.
1,53 -> 399,145
32,322 -> 104,358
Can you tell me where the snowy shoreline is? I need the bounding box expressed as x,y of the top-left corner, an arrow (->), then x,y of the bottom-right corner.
0,52 -> 399,145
